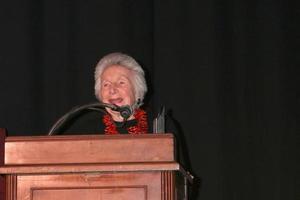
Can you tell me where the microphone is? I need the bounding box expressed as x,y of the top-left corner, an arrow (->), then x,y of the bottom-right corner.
48,102 -> 136,135
110,98 -> 141,121
111,105 -> 133,121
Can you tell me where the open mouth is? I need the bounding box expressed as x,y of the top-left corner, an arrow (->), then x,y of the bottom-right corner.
109,98 -> 123,106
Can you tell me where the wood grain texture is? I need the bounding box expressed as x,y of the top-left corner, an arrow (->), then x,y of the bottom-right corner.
4,134 -> 174,165
17,172 -> 161,200
0,133 -> 182,200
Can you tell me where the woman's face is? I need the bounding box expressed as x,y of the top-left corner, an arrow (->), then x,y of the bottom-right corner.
99,65 -> 136,108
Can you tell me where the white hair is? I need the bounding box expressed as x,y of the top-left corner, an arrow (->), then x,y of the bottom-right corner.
94,52 -> 147,107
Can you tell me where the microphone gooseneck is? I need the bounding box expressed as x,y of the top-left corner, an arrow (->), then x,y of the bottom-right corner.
48,102 -> 132,135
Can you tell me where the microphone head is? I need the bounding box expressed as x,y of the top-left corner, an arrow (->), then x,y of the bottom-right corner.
118,105 -> 133,120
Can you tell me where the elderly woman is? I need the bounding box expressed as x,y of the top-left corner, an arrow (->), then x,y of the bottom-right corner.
94,52 -> 149,134
63,52 -> 150,134
61,52 -> 191,175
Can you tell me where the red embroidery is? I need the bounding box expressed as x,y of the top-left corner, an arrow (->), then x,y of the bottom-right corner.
103,109 -> 148,135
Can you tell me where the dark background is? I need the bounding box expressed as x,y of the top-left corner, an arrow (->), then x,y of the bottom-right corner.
0,1 -> 298,200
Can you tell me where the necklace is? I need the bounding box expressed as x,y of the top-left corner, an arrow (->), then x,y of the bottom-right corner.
103,109 -> 148,135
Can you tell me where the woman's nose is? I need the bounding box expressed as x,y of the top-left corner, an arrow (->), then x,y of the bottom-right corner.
109,84 -> 117,94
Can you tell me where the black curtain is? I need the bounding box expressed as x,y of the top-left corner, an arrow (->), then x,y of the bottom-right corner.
0,1 -> 298,200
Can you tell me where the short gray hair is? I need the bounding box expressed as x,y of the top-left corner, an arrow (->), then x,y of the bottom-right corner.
94,52 -> 147,107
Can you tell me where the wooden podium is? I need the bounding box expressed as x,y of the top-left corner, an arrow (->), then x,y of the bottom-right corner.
0,128 -> 187,200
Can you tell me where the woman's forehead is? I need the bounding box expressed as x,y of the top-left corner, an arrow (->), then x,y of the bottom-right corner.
101,65 -> 133,80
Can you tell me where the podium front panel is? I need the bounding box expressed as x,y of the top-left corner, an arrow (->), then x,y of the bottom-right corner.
11,171 -> 175,200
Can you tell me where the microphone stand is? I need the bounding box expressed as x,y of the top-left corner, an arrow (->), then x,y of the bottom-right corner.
48,102 -> 117,136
